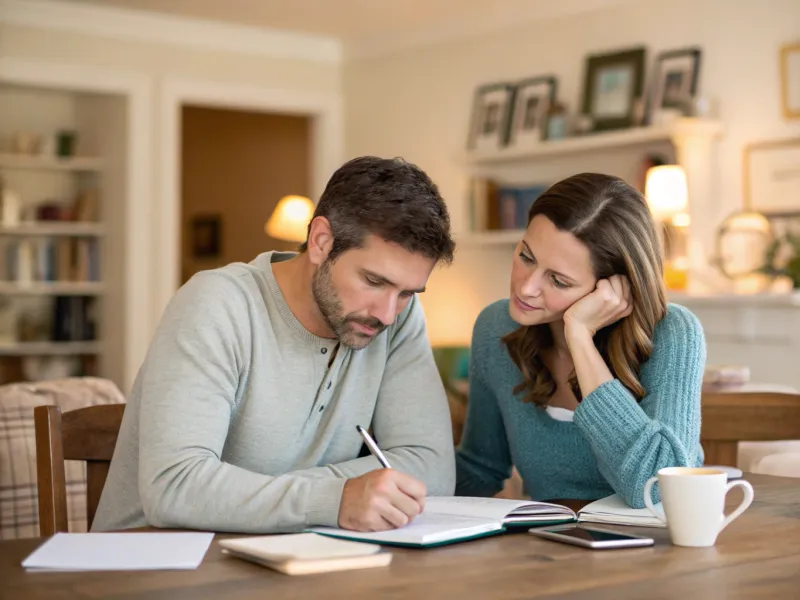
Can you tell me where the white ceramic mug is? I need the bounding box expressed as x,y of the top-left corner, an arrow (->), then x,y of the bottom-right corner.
643,467 -> 754,547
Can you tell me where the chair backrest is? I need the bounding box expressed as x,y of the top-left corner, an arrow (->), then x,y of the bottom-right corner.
701,391 -> 800,467
34,403 -> 125,536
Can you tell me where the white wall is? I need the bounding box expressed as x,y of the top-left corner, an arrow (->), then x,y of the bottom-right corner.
0,24 -> 340,96
344,0 -> 800,345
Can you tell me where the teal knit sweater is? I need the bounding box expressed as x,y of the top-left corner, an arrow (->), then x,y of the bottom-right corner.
455,300 -> 706,508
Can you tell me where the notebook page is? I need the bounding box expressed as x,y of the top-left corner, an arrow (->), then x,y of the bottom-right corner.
21,532 -> 214,571
424,496 -> 535,521
578,494 -> 666,528
425,497 -> 575,520
311,512 -> 502,545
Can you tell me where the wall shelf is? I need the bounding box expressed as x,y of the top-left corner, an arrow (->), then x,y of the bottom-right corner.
0,153 -> 103,172
0,282 -> 104,295
0,341 -> 102,356
0,222 -> 106,236
461,118 -> 722,166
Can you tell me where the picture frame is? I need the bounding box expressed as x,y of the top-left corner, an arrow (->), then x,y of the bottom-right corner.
648,47 -> 702,118
191,213 -> 222,258
466,82 -> 516,152
742,137 -> 800,215
580,46 -> 646,131
781,42 -> 800,120
507,76 -> 558,147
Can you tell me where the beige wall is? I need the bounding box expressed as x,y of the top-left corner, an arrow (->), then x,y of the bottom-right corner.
180,106 -> 309,283
344,0 -> 800,345
0,24 -> 340,94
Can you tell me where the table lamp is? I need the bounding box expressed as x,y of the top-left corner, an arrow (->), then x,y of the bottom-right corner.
264,195 -> 315,243
645,165 -> 689,290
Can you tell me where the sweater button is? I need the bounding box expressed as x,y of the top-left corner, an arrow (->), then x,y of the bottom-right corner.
321,347 -> 328,355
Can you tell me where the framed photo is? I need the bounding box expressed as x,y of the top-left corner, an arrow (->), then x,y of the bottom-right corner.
466,82 -> 515,152
191,213 -> 222,258
581,47 -> 646,131
781,43 -> 800,119
507,76 -> 557,147
742,137 -> 800,215
648,47 -> 702,117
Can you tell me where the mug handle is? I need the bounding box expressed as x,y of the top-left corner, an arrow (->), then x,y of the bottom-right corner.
643,476 -> 667,525
719,479 -> 754,533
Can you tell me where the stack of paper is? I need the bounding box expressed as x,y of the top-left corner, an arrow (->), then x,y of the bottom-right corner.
219,533 -> 392,575
21,532 -> 215,571
578,495 -> 666,528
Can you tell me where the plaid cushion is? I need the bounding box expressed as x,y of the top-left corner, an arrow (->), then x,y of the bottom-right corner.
0,377 -> 125,540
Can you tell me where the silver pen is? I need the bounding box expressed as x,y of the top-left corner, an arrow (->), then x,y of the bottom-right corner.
356,425 -> 392,468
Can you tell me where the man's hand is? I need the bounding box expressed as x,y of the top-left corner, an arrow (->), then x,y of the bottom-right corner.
338,469 -> 426,531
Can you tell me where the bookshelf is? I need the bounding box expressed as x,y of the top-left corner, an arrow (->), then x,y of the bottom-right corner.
0,147 -> 104,374
459,117 -> 723,269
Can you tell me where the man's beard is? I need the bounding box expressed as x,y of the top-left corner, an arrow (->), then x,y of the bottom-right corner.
312,259 -> 386,350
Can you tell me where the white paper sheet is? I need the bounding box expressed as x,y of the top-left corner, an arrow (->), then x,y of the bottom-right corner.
21,532 -> 214,571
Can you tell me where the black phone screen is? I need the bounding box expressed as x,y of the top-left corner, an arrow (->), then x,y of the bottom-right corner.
541,526 -> 641,542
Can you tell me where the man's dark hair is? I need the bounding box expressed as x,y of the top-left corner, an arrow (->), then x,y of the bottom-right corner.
299,156 -> 455,264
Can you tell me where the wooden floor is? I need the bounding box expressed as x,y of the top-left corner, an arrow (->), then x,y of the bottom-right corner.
2,473 -> 799,599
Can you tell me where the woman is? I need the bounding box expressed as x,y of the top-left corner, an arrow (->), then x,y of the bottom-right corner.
455,173 -> 706,508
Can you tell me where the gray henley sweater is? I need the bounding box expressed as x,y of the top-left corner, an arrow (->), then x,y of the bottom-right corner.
92,251 -> 455,533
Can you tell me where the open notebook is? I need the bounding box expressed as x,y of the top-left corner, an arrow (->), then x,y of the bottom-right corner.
310,494 -> 666,548
577,494 -> 666,528
310,496 -> 576,548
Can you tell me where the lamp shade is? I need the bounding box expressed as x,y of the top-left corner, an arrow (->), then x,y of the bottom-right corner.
264,195 -> 315,242
645,165 -> 688,220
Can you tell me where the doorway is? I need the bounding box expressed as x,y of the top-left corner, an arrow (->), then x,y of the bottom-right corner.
180,105 -> 311,284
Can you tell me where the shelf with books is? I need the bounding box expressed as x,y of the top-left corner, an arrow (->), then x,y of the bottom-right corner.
0,281 -> 104,295
0,222 -> 106,237
0,153 -> 103,172
0,341 -> 101,356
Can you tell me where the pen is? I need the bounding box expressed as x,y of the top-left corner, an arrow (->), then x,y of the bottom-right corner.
356,425 -> 392,469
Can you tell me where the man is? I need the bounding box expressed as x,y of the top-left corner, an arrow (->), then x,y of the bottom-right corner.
92,156 -> 457,534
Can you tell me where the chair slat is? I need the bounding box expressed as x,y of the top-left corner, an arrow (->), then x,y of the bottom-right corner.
34,403 -> 125,536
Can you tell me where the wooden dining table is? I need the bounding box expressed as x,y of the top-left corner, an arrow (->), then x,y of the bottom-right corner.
2,473 -> 799,600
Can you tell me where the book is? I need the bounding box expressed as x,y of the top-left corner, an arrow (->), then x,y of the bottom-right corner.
309,496 -> 576,548
577,494 -> 667,528
310,494 -> 667,548
218,533 -> 392,576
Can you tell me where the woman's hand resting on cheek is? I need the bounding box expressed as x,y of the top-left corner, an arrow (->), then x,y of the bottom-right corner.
563,275 -> 633,340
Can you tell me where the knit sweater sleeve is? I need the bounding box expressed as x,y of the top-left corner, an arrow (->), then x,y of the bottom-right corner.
455,303 -> 513,497
573,304 -> 706,508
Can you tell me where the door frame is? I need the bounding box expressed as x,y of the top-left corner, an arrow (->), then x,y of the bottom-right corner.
157,77 -> 343,321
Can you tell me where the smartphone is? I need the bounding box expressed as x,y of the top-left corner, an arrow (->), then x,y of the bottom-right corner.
528,525 -> 654,549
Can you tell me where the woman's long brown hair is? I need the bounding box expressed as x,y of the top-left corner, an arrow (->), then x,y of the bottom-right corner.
503,173 -> 667,405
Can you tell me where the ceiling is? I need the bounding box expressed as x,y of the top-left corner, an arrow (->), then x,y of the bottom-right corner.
55,0 -> 635,42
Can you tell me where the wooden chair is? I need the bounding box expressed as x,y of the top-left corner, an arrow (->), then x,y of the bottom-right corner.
34,403 -> 125,536
701,391 -> 800,467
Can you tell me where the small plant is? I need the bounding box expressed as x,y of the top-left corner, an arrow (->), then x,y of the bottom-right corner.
761,232 -> 800,288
